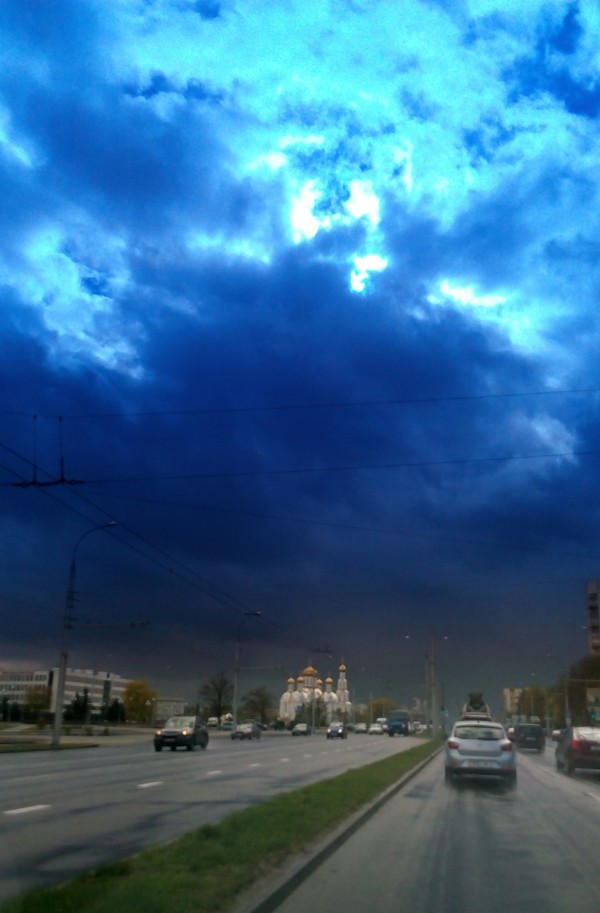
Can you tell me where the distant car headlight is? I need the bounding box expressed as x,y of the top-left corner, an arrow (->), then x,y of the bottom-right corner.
155,729 -> 162,736
181,729 -> 189,736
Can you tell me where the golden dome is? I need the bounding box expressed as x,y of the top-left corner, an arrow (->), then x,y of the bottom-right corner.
339,663 -> 347,672
303,665 -> 317,676
287,677 -> 295,684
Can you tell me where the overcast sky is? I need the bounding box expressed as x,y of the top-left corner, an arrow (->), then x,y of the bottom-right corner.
1,0 -> 598,718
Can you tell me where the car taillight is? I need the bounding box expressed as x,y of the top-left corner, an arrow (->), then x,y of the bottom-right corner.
447,739 -> 459,749
571,737 -> 581,751
501,741 -> 513,752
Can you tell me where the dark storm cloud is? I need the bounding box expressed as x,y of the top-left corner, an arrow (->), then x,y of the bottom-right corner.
1,0 -> 598,708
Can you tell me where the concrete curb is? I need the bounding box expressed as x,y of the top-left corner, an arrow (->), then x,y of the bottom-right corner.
232,747 -> 443,913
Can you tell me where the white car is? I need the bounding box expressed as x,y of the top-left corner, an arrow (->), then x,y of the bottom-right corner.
445,719 -> 516,786
354,722 -> 367,733
368,722 -> 384,735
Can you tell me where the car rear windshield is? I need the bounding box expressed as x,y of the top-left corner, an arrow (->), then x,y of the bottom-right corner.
455,726 -> 503,740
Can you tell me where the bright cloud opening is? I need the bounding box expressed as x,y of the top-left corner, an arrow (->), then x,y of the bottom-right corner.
345,181 -> 380,226
440,280 -> 506,308
351,254 -> 389,292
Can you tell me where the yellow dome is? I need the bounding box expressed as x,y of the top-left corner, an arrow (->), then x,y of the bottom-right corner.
303,665 -> 317,676
287,677 -> 295,684
326,676 -> 333,683
339,663 -> 347,672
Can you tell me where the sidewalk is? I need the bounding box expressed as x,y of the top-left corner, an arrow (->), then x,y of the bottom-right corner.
0,723 -> 154,749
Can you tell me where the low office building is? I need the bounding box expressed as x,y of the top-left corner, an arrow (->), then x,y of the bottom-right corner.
0,667 -> 130,718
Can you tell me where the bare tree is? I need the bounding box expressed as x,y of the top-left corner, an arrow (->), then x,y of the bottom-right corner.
198,672 -> 233,723
240,685 -> 275,724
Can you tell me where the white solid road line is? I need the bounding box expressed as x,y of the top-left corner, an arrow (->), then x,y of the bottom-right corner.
137,781 -> 164,789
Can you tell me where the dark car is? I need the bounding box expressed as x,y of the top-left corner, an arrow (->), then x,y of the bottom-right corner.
326,721 -> 347,739
555,726 -> 600,775
512,722 -> 545,752
154,715 -> 209,751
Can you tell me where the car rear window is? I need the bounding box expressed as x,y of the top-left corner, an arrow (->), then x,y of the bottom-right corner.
455,726 -> 503,740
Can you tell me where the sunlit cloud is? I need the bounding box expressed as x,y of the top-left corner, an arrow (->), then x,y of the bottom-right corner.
439,280 -> 506,308
351,253 -> 389,292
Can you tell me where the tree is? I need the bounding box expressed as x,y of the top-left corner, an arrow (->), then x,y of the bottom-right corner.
122,680 -> 158,723
104,698 -> 125,723
198,672 -> 233,722
370,697 -> 395,720
240,686 -> 275,724
24,686 -> 51,723
517,686 -> 547,722
563,654 -> 600,726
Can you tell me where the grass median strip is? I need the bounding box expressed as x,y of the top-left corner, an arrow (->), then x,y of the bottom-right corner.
1,738 -> 440,913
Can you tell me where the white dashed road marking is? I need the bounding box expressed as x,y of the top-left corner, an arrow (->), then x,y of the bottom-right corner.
137,781 -> 163,789
5,805 -> 50,816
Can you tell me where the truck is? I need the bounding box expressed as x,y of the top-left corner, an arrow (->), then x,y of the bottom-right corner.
387,709 -> 411,736
460,693 -> 492,721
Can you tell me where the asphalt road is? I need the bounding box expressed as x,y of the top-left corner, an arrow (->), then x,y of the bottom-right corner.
0,729 -> 420,901
264,746 -> 600,913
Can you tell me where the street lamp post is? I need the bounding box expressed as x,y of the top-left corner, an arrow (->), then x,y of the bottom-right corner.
232,612 -> 261,726
51,522 -> 116,747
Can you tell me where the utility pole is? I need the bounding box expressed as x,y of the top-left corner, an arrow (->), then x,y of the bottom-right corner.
232,612 -> 262,726
52,523 -> 116,747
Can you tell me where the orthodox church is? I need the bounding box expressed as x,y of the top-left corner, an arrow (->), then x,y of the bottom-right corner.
279,661 -> 352,724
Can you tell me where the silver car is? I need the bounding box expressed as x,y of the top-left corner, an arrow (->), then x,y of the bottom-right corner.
445,719 -> 516,786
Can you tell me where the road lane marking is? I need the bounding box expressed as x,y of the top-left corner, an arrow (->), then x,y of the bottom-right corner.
137,781 -> 163,789
248,763 -> 261,768
280,757 -> 291,763
206,770 -> 223,776
584,791 -> 600,803
5,805 -> 50,816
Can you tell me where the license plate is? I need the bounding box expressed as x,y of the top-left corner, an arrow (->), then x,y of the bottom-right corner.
590,745 -> 600,752
465,760 -> 495,768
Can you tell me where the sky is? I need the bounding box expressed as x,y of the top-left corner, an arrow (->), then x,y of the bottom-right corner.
1,0 -> 599,720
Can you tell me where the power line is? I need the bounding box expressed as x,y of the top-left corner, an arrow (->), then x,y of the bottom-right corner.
70,446 -> 600,484
1,384 -> 600,419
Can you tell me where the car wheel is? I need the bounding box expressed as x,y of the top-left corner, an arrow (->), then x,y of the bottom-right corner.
444,767 -> 454,785
155,745 -> 162,752
199,733 -> 208,749
566,756 -> 575,776
505,771 -> 517,787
